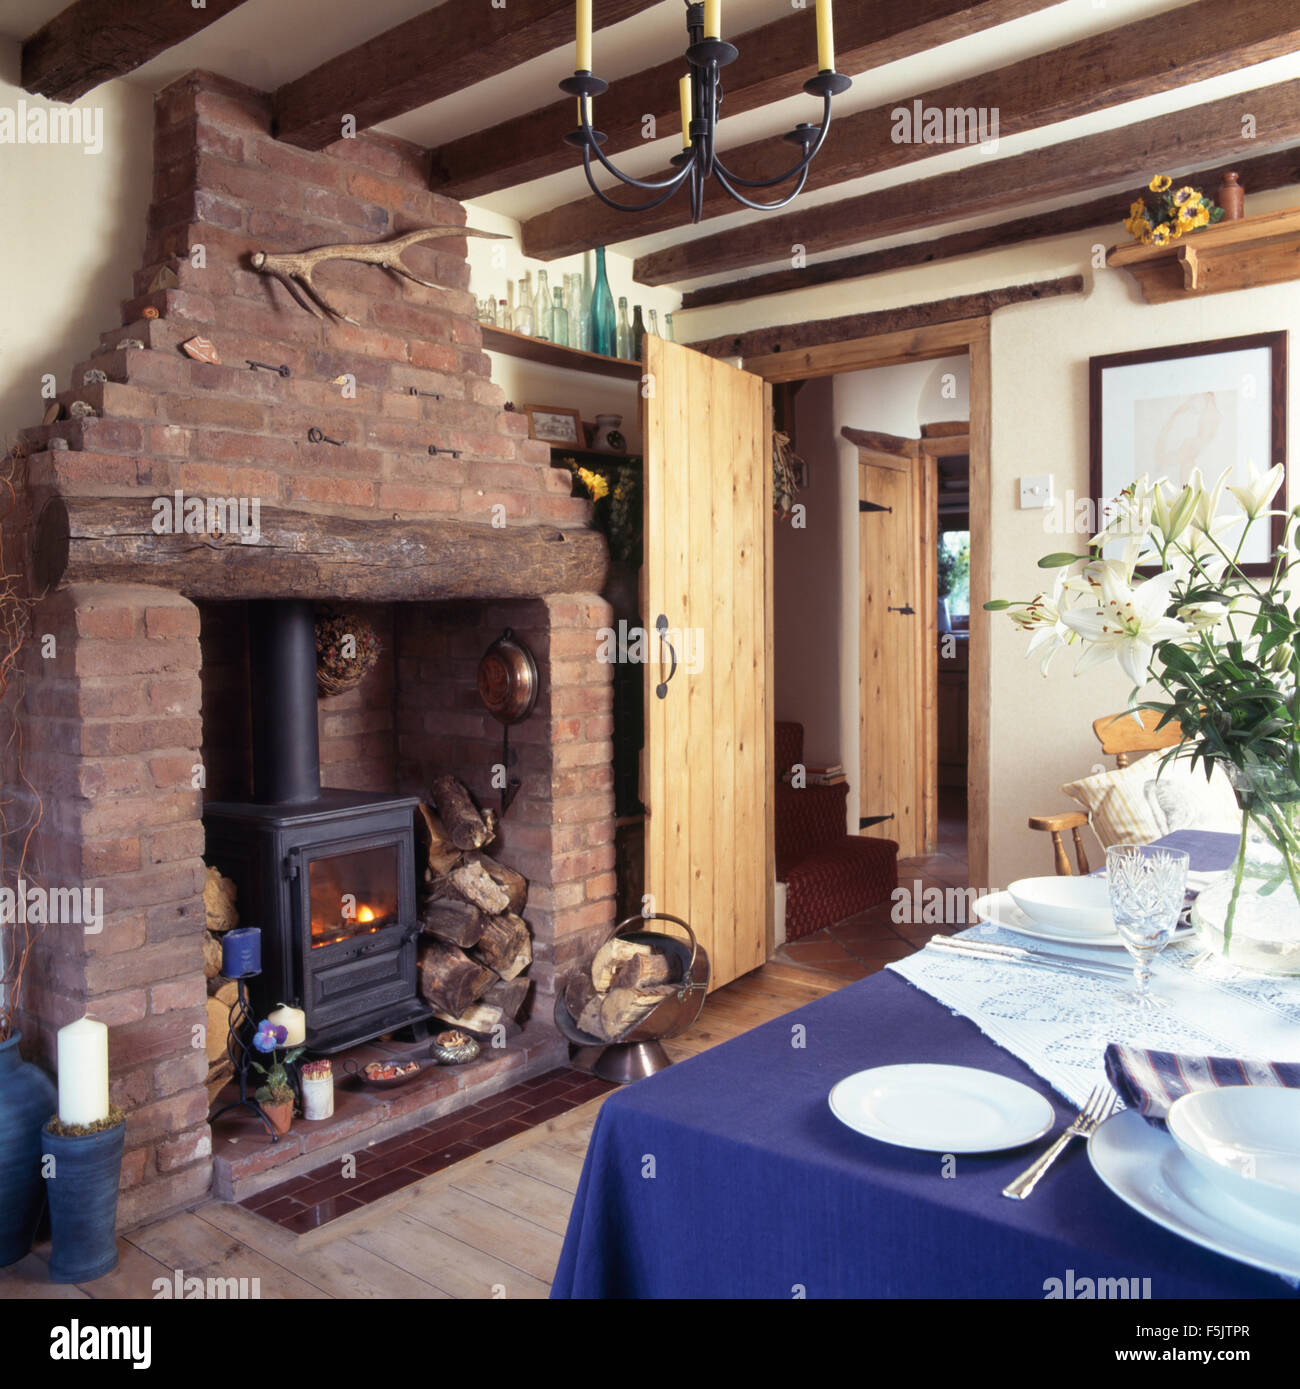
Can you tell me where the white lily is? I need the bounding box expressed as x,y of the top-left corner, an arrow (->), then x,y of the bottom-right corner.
1151,475 -> 1196,544
1176,600 -> 1231,634
1090,475 -> 1156,549
1061,568 -> 1192,685
1008,572 -> 1074,674
1227,461 -> 1285,520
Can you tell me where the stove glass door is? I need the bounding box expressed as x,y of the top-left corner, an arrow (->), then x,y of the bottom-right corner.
307,842 -> 401,948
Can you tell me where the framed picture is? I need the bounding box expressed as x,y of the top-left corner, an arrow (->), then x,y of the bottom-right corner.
522,404 -> 583,446
1089,331 -> 1286,574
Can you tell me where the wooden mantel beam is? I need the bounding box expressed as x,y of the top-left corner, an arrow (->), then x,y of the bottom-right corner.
523,0 -> 1300,262
430,0 -> 1059,201
33,497 -> 608,602
22,0 -> 252,101
273,0 -> 645,152
637,76 -> 1300,286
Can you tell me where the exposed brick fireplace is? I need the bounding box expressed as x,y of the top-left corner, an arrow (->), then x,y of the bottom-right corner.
3,71 -> 616,1227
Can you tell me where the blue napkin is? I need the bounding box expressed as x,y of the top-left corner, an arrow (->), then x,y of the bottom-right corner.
1104,1042 -> 1300,1127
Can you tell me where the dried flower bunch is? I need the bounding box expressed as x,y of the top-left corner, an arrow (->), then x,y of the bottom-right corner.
315,606 -> 381,696
1123,174 -> 1225,247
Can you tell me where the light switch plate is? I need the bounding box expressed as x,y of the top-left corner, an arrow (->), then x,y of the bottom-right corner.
1019,474 -> 1054,509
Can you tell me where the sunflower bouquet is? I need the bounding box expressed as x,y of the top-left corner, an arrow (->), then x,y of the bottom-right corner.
1123,174 -> 1224,246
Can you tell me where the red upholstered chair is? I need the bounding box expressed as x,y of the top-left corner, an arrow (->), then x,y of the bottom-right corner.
774,721 -> 899,940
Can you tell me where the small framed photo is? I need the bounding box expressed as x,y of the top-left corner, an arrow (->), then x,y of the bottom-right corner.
792,457 -> 810,489
1089,330 -> 1286,574
522,404 -> 583,446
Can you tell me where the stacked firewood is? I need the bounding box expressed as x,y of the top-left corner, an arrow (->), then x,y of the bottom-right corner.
415,775 -> 533,1035
202,866 -> 240,1102
563,935 -> 681,1042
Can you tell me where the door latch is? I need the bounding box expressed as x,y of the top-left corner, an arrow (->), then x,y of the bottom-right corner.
887,604 -> 915,615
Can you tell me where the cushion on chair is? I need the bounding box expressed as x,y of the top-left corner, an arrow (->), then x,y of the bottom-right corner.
1062,749 -> 1242,849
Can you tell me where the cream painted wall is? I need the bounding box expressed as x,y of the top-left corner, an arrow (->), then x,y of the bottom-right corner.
680,185 -> 1300,887
0,42 -> 153,446
463,203 -> 680,453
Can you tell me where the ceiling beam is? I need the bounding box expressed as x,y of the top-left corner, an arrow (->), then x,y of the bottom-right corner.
637,76 -> 1300,285
686,277 -> 1084,363
523,0 -> 1300,261
273,0 -> 646,151
678,147 -> 1300,309
22,0 -> 251,100
430,0 -> 1059,201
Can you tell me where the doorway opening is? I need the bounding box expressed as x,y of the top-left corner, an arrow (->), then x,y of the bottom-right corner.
767,342 -> 984,972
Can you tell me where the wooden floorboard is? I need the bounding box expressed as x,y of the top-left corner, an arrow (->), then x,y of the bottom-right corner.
0,961 -> 841,1300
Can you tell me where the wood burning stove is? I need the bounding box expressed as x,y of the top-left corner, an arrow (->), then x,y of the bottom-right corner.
203,601 -> 430,1052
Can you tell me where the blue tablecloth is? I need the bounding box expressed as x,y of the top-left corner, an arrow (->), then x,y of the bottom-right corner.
553,831 -> 1294,1299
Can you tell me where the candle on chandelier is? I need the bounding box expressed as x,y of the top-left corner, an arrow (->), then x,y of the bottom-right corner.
56,1016 -> 109,1127
679,76 -> 693,149
576,0 -> 592,72
703,0 -> 721,41
816,0 -> 835,72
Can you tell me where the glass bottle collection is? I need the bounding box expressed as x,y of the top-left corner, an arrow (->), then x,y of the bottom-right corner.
476,247 -> 673,359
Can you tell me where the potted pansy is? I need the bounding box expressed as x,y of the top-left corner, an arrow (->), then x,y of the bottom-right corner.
250,1020 -> 303,1136
989,461 -> 1300,974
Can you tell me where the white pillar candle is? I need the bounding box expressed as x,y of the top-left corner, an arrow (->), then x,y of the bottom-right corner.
576,0 -> 592,71
56,1016 -> 109,1127
267,1004 -> 306,1046
703,0 -> 721,40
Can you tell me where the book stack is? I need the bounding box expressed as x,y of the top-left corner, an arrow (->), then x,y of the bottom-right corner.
805,763 -> 847,787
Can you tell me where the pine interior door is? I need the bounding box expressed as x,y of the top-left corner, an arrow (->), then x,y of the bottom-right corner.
857,446 -> 937,858
641,337 -> 773,991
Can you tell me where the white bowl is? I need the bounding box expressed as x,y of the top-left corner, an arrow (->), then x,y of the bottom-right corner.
1006,875 -> 1114,937
1168,1087 -> 1300,1224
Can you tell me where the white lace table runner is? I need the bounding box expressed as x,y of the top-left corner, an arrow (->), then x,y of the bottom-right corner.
887,922 -> 1300,1108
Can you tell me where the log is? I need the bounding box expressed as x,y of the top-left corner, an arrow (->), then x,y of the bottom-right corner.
464,851 -> 526,913
433,1001 -> 504,1036
609,948 -> 679,991
564,970 -> 598,1023
417,939 -> 496,1017
473,911 -> 530,977
484,975 -> 530,1023
576,995 -> 605,1038
591,937 -> 663,992
203,865 -> 238,932
415,803 -> 462,877
431,775 -> 491,850
202,930 -> 223,980
204,996 -> 230,1064
32,496 -> 609,603
445,859 -> 510,914
420,898 -> 485,949
598,984 -> 677,1042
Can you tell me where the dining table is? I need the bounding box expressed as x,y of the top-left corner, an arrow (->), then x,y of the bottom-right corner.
551,831 -> 1300,1299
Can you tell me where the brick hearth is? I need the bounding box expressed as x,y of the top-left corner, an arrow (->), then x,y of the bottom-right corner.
3,69 -> 617,1230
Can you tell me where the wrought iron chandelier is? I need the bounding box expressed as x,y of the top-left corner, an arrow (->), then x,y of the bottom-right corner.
560,0 -> 852,222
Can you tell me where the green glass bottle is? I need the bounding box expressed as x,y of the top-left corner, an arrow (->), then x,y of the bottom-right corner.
590,247 -> 616,357
631,304 -> 646,360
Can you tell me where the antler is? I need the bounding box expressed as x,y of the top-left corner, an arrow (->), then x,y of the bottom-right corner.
250,225 -> 508,325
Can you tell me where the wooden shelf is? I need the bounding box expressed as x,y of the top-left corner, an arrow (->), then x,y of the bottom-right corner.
480,324 -> 642,380
549,447 -> 642,467
1107,206 -> 1300,304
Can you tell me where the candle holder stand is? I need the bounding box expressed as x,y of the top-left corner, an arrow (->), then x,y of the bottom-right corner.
210,975 -> 279,1141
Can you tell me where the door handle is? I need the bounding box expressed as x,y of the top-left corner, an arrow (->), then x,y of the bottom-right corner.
888,604 -> 915,615
654,614 -> 678,700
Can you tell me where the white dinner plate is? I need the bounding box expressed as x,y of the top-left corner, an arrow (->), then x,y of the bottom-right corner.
972,891 -> 1194,949
828,1063 -> 1054,1153
1088,1108 -> 1300,1281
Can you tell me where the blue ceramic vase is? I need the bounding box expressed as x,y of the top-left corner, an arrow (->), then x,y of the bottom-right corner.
0,1032 -> 57,1266
43,1119 -> 125,1283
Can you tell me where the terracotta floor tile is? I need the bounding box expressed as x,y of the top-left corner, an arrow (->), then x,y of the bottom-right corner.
365,1130 -> 429,1160
297,1171 -> 364,1204
805,958 -> 872,980
248,1195 -> 305,1221
519,1069 -> 570,1091
350,1166 -> 421,1206
281,1195 -> 364,1233
465,1117 -> 531,1148
839,938 -> 915,965
412,1117 -> 484,1149
525,1096 -> 580,1123
461,1098 -> 533,1128
514,1078 -> 574,1106
359,1141 -> 426,1175
407,1141 -> 478,1176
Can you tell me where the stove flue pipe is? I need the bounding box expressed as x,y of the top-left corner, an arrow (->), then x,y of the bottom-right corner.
248,599 -> 322,805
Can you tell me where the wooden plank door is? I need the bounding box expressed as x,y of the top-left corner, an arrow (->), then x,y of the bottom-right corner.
857,447 -> 937,858
642,336 -> 773,991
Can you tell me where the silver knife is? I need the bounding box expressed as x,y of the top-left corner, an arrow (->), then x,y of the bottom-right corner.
927,934 -> 1131,982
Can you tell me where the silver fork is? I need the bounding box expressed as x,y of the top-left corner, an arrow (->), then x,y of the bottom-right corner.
1002,1083 -> 1119,1200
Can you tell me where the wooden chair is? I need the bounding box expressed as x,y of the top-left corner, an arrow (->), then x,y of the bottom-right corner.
1028,710 -> 1183,875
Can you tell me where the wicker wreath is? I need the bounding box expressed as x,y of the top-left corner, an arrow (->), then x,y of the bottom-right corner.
315,607 -> 381,696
